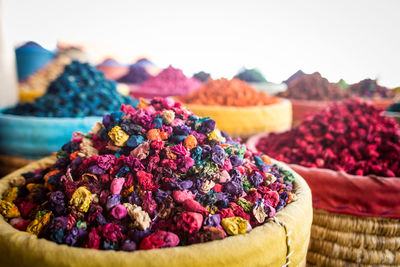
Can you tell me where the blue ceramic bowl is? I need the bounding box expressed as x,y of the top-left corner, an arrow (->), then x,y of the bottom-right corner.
0,110 -> 101,159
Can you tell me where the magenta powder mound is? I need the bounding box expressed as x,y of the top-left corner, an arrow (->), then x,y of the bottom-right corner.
133,65 -> 202,98
0,98 -> 295,251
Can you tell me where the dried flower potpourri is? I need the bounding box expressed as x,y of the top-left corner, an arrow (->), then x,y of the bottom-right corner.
5,61 -> 137,117
180,78 -> 280,107
0,98 -> 295,251
278,72 -> 350,101
256,99 -> 400,177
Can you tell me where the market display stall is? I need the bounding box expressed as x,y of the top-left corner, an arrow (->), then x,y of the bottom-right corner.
3,34 -> 400,267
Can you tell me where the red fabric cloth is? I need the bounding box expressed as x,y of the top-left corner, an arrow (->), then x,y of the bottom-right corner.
290,164 -> 400,219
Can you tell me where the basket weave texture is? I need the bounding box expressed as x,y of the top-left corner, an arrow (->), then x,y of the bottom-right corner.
308,209 -> 400,266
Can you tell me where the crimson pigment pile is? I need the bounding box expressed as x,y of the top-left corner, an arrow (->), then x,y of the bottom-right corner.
0,98 -> 295,251
256,99 -> 400,177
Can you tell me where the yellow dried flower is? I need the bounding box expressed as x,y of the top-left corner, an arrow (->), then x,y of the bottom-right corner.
69,187 -> 92,213
0,200 -> 20,218
2,187 -> 19,202
108,126 -> 129,147
26,212 -> 52,235
221,217 -> 248,235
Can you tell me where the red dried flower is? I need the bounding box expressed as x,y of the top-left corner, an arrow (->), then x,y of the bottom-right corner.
18,201 -> 37,219
86,227 -> 101,249
244,189 -> 261,203
137,171 -> 159,191
217,208 -> 235,219
101,223 -> 124,242
182,199 -> 209,215
177,212 -> 203,234
229,202 -> 250,222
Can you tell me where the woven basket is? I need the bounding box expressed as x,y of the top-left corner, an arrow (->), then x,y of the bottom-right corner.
0,156 -> 312,267
308,209 -> 400,267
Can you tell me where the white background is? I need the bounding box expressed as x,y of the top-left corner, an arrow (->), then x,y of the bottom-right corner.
3,0 -> 400,87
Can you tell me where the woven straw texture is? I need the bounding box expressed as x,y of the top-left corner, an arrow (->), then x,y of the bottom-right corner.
308,209 -> 400,266
0,156 -> 312,267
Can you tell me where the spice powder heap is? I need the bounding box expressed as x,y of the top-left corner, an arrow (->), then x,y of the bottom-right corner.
137,65 -> 202,97
278,72 -> 350,101
5,61 -> 136,118
180,78 -> 280,107
234,68 -> 267,83
117,65 -> 150,84
0,98 -> 295,251
256,99 -> 400,177
349,79 -> 394,99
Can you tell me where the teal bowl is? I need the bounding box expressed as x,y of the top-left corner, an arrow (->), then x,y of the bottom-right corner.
0,110 -> 101,159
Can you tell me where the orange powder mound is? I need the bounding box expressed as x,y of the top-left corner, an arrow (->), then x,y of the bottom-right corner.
179,78 -> 281,107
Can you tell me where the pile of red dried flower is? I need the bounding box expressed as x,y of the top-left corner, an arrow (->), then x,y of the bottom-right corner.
278,72 -> 350,101
256,99 -> 400,177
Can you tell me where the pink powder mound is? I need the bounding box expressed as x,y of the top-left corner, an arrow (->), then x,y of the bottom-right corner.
133,65 -> 202,98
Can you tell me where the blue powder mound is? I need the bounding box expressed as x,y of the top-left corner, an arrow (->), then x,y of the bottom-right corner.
5,61 -> 138,117
15,41 -> 55,81
234,68 -> 267,83
193,71 -> 211,82
117,65 -> 150,84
